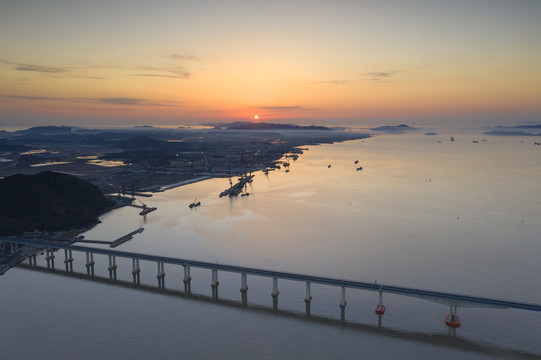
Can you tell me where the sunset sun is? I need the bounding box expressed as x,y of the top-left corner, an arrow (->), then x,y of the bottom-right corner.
253,114 -> 259,120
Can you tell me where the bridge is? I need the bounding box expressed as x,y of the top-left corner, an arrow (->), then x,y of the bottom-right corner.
2,237 -> 541,327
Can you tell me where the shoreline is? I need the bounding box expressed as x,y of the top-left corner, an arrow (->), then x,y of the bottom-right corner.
155,175 -> 213,191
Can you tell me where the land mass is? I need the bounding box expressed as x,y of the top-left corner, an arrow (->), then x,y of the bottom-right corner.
208,121 -> 332,131
0,171 -> 115,236
370,124 -> 418,134
0,123 -> 370,193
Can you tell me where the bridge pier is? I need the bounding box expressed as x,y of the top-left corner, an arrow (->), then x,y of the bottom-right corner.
45,248 -> 55,269
108,255 -> 117,281
132,258 -> 141,285
85,252 -> 95,276
340,286 -> 347,321
211,269 -> 219,299
375,290 -> 385,315
446,305 -> 460,330
183,265 -> 192,294
157,262 -> 165,289
28,254 -> 37,267
64,249 -> 73,272
305,282 -> 312,316
272,277 -> 279,310
240,273 -> 248,305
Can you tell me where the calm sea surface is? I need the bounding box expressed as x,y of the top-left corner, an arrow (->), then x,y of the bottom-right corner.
2,133 -> 541,359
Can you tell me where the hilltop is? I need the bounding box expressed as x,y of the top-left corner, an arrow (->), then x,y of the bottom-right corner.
0,171 -> 115,236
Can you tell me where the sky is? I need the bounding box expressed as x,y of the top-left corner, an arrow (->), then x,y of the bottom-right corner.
1,0 -> 541,128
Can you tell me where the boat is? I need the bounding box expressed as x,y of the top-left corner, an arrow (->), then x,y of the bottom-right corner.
241,192 -> 250,197
354,160 -> 359,164
328,165 -> 331,168
356,166 -> 363,171
189,199 -> 201,208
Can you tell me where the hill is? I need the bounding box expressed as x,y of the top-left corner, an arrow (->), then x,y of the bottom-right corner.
0,171 -> 115,235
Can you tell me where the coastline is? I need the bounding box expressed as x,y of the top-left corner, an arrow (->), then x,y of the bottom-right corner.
156,175 -> 213,191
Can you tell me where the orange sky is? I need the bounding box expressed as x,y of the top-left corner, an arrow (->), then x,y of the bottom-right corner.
1,1 -> 541,127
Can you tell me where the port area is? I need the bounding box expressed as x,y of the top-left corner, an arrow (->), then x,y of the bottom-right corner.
220,174 -> 254,197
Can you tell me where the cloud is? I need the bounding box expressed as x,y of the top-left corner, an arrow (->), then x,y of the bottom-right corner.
2,94 -> 175,107
0,59 -> 65,74
96,97 -> 175,106
362,70 -> 400,82
134,65 -> 191,79
315,80 -> 353,85
1,58 -> 191,80
97,97 -> 147,105
131,73 -> 189,79
14,64 -> 65,73
5,95 -> 65,101
255,105 -> 318,112
170,54 -> 200,61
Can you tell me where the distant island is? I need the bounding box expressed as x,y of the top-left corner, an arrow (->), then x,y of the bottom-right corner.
370,124 -> 418,134
212,122 -> 331,131
484,124 -> 541,137
0,171 -> 115,236
483,131 -> 541,136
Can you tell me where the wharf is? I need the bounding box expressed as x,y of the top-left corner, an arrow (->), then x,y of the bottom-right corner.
220,175 -> 254,197
110,228 -> 144,248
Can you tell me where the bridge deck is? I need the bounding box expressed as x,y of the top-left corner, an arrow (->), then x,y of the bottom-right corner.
3,237 -> 541,312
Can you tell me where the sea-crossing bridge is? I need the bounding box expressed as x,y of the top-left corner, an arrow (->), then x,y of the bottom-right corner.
2,237 -> 541,327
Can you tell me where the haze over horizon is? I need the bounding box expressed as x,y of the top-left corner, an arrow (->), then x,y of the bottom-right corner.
1,1 -> 540,128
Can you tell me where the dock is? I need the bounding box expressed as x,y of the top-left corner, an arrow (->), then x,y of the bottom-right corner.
220,175 -> 254,197
110,228 -> 144,248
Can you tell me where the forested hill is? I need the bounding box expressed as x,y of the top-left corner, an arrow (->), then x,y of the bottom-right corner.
0,171 -> 115,236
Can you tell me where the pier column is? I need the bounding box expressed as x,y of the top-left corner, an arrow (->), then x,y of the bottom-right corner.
157,262 -> 165,289
446,305 -> 460,332
132,258 -> 140,285
211,269 -> 219,299
240,273 -> 248,305
272,277 -> 280,310
375,290 -> 385,316
64,249 -> 73,272
340,286 -> 347,321
28,254 -> 37,267
183,265 -> 192,295
305,282 -> 312,316
46,248 -> 55,269
108,255 -> 118,281
85,252 -> 95,276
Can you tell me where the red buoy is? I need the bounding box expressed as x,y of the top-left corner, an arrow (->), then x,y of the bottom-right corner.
445,314 -> 461,328
375,304 -> 385,315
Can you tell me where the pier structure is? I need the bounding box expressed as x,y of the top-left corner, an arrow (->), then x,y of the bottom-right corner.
3,237 -> 541,325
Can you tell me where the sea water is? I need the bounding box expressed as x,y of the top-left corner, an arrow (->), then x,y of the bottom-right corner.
2,133 -> 541,359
